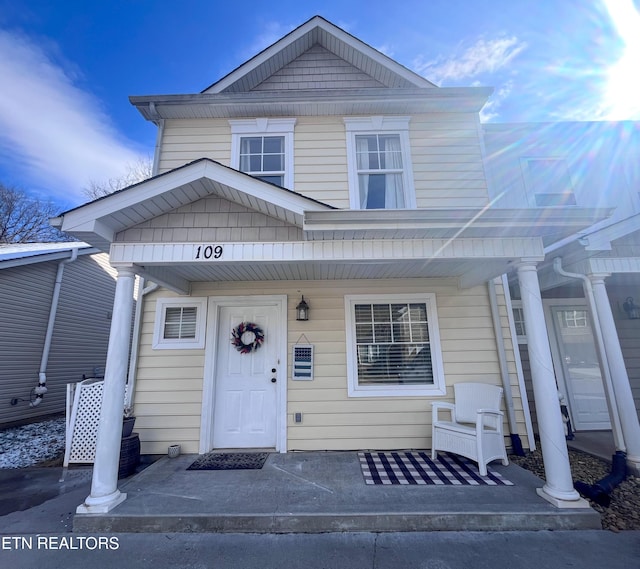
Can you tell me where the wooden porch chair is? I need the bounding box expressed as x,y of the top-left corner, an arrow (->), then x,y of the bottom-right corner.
431,382 -> 509,476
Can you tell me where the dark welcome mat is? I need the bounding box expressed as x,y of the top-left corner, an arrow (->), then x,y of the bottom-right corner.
359,451 -> 513,486
187,452 -> 269,471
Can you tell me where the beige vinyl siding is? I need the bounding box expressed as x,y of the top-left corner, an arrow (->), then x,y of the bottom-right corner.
157,119 -> 231,173
154,113 -> 489,211
0,254 -> 117,425
608,282 -> 640,419
133,278 -> 529,454
410,113 -> 489,208
294,117 -> 349,208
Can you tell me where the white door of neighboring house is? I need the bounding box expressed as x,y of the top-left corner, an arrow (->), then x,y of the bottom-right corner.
212,303 -> 280,448
548,304 -> 611,431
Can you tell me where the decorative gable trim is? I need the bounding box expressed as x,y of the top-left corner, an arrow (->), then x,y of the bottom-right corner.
203,16 -> 435,94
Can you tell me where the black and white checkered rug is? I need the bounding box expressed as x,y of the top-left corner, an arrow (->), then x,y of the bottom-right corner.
359,451 -> 513,485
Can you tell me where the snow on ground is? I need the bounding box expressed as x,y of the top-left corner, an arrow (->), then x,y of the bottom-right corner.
0,416 -> 66,468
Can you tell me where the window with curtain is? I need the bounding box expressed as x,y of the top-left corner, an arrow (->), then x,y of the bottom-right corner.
344,116 -> 415,210
239,136 -> 285,187
355,134 -> 405,209
345,294 -> 445,397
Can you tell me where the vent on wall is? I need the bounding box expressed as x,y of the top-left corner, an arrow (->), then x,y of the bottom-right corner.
292,344 -> 314,381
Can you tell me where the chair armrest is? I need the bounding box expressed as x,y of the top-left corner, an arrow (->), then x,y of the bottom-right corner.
432,401 -> 455,422
476,409 -> 504,430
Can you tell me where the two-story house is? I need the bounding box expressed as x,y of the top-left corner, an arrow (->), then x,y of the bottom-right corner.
483,121 -> 640,471
54,16 -> 608,513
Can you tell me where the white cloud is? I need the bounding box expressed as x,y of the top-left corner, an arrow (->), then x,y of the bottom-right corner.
414,35 -> 526,85
0,28 -> 144,203
480,80 -> 514,122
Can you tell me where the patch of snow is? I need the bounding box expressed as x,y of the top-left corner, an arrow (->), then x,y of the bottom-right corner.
0,417 -> 66,469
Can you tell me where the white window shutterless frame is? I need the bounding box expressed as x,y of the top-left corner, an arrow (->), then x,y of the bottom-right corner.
230,118 -> 296,189
152,297 -> 207,350
344,293 -> 445,397
344,116 -> 416,210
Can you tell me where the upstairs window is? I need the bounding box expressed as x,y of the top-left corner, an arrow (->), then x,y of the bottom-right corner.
345,117 -> 416,210
239,136 -> 285,186
523,158 -> 576,206
230,118 -> 296,189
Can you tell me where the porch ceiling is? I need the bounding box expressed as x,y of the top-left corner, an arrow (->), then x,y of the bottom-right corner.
140,258 -> 514,289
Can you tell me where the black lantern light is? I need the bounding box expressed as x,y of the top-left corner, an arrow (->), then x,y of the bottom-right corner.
296,296 -> 309,321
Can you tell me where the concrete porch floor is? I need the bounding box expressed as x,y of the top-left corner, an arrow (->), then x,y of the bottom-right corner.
73,451 -> 601,533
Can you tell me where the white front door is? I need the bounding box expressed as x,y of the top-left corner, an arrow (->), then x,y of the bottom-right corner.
550,305 -> 611,431
212,304 -> 279,448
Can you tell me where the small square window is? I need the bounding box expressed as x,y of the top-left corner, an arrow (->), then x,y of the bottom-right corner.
523,158 -> 576,207
153,298 -> 207,350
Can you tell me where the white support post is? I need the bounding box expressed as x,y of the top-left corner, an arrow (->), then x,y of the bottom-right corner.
590,274 -> 640,474
77,267 -> 136,514
516,262 -> 589,508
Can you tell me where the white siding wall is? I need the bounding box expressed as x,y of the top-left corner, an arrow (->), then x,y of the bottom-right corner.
133,279 -> 528,454
155,114 -> 489,211
0,254 -> 117,425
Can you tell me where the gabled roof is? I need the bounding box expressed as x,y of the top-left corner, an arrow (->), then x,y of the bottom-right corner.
129,16 -> 492,121
53,158 -> 335,251
204,15 -> 436,94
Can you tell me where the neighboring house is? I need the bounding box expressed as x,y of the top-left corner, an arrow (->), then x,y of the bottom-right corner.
54,16 -> 615,513
0,242 -> 117,426
483,121 -> 640,466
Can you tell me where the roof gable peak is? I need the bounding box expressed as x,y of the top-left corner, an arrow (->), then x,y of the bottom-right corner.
203,15 -> 436,94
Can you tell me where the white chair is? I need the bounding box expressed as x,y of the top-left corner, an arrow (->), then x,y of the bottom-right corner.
431,382 -> 509,476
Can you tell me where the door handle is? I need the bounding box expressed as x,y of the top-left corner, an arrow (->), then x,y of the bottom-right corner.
271,377 -> 277,383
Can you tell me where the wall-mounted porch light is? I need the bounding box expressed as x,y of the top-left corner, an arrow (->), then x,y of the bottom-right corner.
623,297 -> 640,319
296,296 -> 309,321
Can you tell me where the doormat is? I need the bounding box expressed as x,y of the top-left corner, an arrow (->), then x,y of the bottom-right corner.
358,451 -> 513,486
187,452 -> 269,471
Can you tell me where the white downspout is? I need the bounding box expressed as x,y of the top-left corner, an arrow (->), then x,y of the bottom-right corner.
501,274 -> 536,450
552,257 -> 625,452
32,248 -> 79,407
125,279 -> 159,411
487,278 -> 523,454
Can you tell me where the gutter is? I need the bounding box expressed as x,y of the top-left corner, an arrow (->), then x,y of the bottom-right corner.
487,278 -> 524,455
553,257 -> 627,506
31,248 -> 79,407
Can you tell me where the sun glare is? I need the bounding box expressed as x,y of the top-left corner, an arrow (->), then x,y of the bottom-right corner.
603,0 -> 640,119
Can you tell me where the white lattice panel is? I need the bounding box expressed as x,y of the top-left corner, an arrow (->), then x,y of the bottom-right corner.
65,379 -> 104,465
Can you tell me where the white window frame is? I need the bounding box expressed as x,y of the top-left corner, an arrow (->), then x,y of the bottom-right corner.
344,293 -> 445,397
153,297 -> 207,350
511,301 -> 528,344
230,118 -> 296,189
520,157 -> 576,207
344,116 -> 416,210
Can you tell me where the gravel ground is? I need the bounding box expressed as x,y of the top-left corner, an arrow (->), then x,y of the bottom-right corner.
510,448 -> 640,532
2,418 -> 638,531
0,416 -> 66,468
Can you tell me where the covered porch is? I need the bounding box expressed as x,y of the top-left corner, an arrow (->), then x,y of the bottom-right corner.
51,160 -> 612,516
73,450 -> 601,533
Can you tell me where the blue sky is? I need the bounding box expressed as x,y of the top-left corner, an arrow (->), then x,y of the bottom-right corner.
1,0 -> 639,210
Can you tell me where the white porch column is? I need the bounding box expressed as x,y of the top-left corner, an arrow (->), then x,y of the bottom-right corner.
590,274 -> 640,473
77,267 -> 136,514
516,262 -> 589,508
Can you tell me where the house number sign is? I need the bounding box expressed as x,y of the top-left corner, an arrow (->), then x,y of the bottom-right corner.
194,245 -> 224,260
